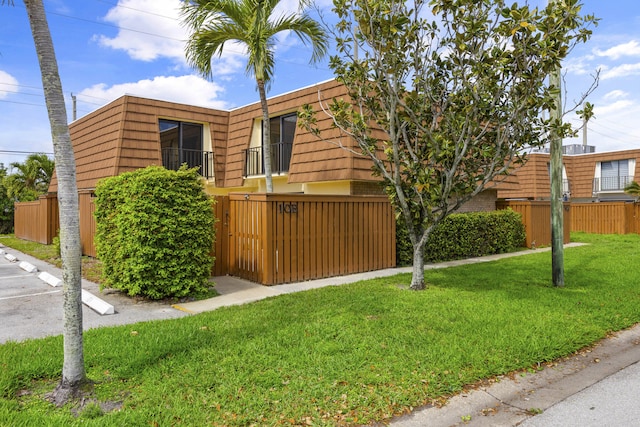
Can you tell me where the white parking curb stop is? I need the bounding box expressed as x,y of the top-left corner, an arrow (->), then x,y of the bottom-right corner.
19,261 -> 38,273
4,253 -> 17,262
81,290 -> 115,315
38,271 -> 63,287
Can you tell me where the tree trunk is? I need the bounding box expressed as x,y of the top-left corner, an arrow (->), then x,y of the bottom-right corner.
410,243 -> 425,290
24,0 -> 86,404
257,79 -> 273,193
549,62 -> 565,287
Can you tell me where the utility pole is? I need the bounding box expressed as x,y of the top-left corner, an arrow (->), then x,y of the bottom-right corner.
71,93 -> 77,121
549,61 -> 564,287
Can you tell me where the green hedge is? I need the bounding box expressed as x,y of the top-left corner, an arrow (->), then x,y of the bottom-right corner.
94,166 -> 215,300
396,209 -> 526,265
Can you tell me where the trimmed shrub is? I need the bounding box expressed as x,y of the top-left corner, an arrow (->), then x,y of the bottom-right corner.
94,166 -> 215,300
396,209 -> 526,265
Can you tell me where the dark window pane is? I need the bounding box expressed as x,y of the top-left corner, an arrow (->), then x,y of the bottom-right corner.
281,114 -> 297,145
182,123 -> 202,151
270,117 -> 281,145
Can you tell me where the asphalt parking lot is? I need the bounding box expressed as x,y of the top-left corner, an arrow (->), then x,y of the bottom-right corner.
0,243 -> 187,343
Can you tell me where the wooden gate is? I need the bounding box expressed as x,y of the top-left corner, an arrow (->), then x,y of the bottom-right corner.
226,193 -> 396,285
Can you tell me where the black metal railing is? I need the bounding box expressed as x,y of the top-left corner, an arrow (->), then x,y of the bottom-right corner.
161,148 -> 214,179
593,176 -> 633,192
243,142 -> 293,177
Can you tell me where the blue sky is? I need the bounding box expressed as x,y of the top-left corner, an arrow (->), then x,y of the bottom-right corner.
1,0 -> 639,170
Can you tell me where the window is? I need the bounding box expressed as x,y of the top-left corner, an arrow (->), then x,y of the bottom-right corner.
268,113 -> 296,174
269,113 -> 297,146
596,159 -> 634,192
159,119 -> 213,178
244,113 -> 297,176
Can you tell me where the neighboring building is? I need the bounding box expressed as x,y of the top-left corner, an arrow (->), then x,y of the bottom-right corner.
497,148 -> 640,202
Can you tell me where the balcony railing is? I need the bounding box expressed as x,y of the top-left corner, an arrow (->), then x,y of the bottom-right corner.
162,148 -> 214,179
593,176 -> 633,193
244,142 -> 293,177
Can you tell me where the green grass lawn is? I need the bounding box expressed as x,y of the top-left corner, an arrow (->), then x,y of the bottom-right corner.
1,233 -> 639,425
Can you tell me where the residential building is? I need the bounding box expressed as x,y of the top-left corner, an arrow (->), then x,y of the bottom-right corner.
48,79 -> 384,197
497,148 -> 640,202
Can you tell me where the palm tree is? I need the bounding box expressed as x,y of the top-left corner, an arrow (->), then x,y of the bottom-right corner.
7,153 -> 55,201
624,181 -> 640,201
23,0 -> 86,404
182,0 -> 328,193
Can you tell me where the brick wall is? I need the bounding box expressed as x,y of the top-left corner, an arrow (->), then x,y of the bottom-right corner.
456,189 -> 498,213
350,181 -> 385,195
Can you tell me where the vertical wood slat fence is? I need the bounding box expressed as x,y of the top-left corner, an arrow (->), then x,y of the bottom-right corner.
571,202 -> 640,235
496,200 -> 571,248
78,191 -> 97,258
13,194 -> 59,244
14,193 -> 396,286
228,193 -> 396,285
211,195 -> 230,277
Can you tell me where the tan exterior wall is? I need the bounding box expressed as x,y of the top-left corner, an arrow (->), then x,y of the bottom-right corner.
50,95 -> 230,192
496,154 -> 551,200
497,149 -> 640,201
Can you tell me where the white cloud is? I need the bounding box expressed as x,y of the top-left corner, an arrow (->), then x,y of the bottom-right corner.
0,70 -> 19,99
94,0 -> 317,74
593,99 -> 635,116
600,63 -> 640,80
78,75 -> 229,110
594,40 -> 640,60
563,56 -> 595,76
603,90 -> 629,101
97,0 -> 186,62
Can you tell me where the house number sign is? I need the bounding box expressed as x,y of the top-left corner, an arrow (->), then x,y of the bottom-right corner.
278,202 -> 298,214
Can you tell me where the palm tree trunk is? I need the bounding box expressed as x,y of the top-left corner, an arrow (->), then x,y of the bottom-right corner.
257,79 -> 273,193
24,0 -> 86,404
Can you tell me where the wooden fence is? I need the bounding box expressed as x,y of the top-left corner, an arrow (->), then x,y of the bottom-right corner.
78,191 -> 97,258
571,202 -> 640,234
496,200 -> 571,248
227,193 -> 396,285
14,193 -> 396,286
13,194 -> 59,244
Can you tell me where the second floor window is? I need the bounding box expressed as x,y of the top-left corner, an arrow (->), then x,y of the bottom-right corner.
244,113 -> 297,177
269,113 -> 297,146
598,159 -> 633,191
159,119 -> 213,179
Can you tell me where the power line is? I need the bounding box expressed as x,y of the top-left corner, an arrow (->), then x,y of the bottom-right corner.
94,0 -> 179,21
0,150 -> 54,155
0,99 -> 46,108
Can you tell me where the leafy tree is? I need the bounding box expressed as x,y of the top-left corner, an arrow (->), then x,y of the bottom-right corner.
300,0 -> 597,289
22,0 -> 86,404
5,153 -> 54,201
182,0 -> 328,192
0,164 -> 14,233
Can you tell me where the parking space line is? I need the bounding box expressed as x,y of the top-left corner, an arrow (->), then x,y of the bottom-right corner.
0,289 -> 62,301
0,274 -> 36,280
